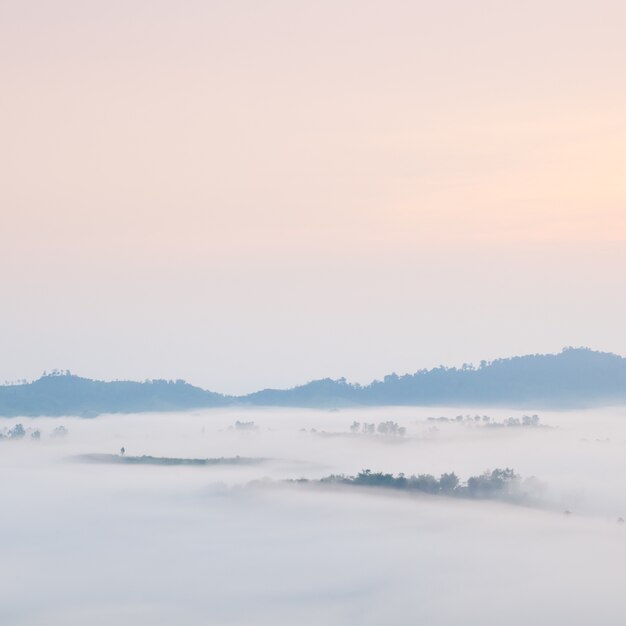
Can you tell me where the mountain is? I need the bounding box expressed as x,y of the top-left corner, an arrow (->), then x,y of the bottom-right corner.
2,348 -> 626,416
241,347 -> 626,409
0,374 -> 230,417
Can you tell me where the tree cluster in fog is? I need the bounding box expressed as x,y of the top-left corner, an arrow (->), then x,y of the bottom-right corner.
232,420 -> 258,431
303,420 -> 408,438
0,423 -> 67,441
300,468 -> 538,504
427,414 -> 542,427
349,421 -> 407,436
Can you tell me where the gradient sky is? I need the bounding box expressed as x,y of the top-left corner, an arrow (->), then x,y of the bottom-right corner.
1,0 -> 625,393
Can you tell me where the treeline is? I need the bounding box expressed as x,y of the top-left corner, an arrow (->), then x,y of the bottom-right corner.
349,421 -> 407,436
427,414 -> 542,427
296,468 -> 536,503
0,423 -> 68,440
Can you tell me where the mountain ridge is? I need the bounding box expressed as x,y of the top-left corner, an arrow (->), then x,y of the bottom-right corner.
2,347 -> 626,416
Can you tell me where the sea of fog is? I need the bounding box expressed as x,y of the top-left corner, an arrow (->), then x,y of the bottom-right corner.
2,406 -> 626,625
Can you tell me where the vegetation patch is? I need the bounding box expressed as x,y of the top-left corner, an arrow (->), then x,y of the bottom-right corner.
75,453 -> 268,466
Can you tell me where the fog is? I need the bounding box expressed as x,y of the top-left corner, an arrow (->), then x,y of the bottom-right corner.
3,407 -> 626,625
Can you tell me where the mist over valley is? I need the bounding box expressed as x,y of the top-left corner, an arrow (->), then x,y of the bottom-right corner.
3,405 -> 626,624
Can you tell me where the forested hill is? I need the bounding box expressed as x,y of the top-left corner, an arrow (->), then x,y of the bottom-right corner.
0,374 -> 230,417
242,348 -> 626,409
2,348 -> 626,416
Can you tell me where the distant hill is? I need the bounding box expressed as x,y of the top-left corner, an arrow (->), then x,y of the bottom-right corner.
241,348 -> 626,409
2,348 -> 626,416
0,374 -> 230,417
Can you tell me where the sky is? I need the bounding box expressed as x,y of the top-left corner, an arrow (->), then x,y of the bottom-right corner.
1,0 -> 625,393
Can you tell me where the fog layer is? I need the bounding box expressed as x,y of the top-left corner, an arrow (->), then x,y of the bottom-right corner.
2,407 -> 626,625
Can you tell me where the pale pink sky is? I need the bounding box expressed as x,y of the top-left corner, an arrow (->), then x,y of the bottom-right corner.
1,1 -> 625,392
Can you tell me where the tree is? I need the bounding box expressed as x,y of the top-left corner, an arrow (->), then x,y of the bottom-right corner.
9,424 -> 25,439
439,472 -> 459,492
52,425 -> 68,437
